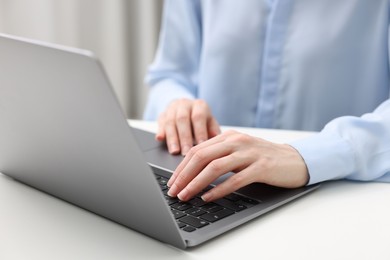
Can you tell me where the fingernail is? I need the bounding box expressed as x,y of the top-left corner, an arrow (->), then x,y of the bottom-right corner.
177,188 -> 188,201
201,192 -> 212,202
167,184 -> 178,197
169,143 -> 179,154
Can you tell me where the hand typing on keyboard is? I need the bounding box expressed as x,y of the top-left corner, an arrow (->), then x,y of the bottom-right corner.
166,130 -> 309,202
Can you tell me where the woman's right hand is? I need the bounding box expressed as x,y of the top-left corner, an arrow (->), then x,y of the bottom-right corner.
156,98 -> 221,155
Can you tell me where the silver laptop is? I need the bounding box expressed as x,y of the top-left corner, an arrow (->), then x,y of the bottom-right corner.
0,33 -> 319,249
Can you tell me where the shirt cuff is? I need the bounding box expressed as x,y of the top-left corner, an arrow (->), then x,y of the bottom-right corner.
288,131 -> 356,185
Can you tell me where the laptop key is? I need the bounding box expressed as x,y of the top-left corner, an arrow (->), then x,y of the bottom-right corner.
200,208 -> 234,223
182,226 -> 196,232
171,209 -> 186,219
240,197 -> 261,205
188,197 -> 207,207
236,198 -> 260,208
179,215 -> 209,228
171,202 -> 192,211
214,198 -> 247,212
224,193 -> 242,202
177,222 -> 186,229
201,203 -> 224,213
165,196 -> 179,205
157,177 -> 168,186
185,208 -> 207,217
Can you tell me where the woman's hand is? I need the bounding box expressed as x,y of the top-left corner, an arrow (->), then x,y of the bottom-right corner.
156,98 -> 221,155
167,130 -> 309,202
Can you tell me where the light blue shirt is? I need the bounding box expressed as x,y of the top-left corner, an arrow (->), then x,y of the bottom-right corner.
144,0 -> 390,185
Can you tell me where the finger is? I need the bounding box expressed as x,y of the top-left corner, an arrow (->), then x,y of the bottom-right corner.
177,152 -> 251,201
167,133 -> 228,188
155,112 -> 166,141
191,100 -> 210,144
167,140 -> 231,198
208,117 -> 221,137
164,106 -> 180,154
175,102 -> 194,155
201,165 -> 255,202
192,118 -> 208,145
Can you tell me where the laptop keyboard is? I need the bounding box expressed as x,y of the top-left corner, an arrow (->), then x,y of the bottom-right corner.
156,175 -> 260,232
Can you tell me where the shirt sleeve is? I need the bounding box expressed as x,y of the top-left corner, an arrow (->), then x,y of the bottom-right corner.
289,99 -> 390,185
143,0 -> 202,120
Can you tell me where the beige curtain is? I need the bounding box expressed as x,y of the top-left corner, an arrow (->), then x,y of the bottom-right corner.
0,0 -> 163,118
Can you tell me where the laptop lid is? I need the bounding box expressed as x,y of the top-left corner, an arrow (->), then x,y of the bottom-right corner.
0,34 -> 186,249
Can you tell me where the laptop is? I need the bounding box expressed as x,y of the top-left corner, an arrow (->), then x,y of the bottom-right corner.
0,33 -> 319,249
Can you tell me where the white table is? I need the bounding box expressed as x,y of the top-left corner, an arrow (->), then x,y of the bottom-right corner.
1,120 -> 389,260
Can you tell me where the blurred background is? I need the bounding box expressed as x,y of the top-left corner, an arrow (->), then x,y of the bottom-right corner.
0,0 -> 163,119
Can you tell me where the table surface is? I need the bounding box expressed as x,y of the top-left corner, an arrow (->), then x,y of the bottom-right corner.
1,120 -> 389,260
